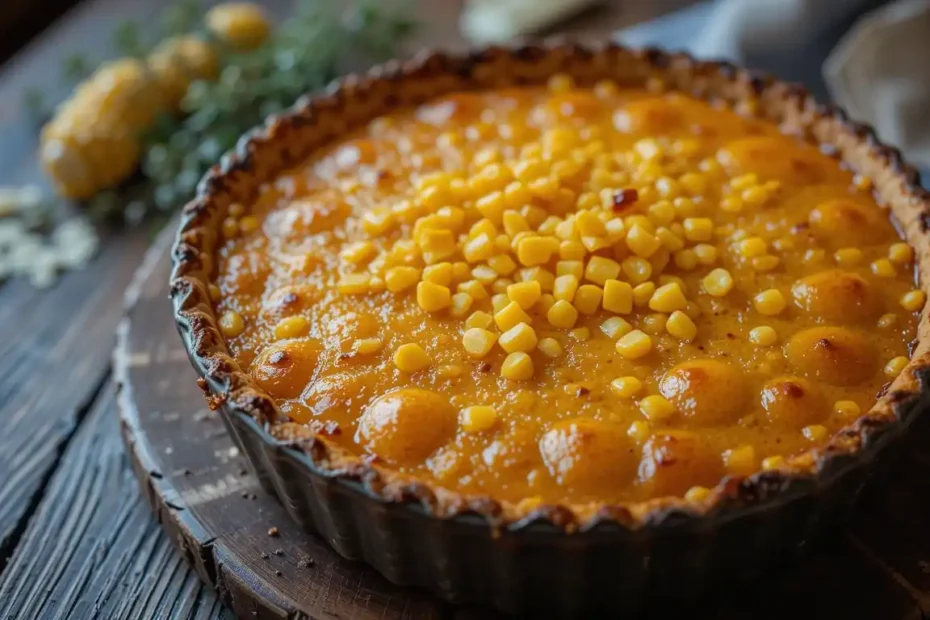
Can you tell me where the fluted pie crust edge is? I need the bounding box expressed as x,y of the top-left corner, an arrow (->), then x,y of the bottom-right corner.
170,42 -> 930,532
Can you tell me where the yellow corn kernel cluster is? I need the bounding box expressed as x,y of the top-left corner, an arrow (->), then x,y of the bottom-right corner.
206,2 -> 271,51
310,74 -> 922,396
41,4 -> 270,199
41,58 -> 162,199
460,406 -> 498,433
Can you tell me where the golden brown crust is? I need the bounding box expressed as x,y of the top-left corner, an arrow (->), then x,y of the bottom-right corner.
170,42 -> 930,531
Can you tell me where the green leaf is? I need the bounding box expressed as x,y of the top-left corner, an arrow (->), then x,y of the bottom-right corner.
111,20 -> 149,57
61,53 -> 92,83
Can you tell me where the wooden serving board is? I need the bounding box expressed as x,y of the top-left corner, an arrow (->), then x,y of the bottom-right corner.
116,229 -> 930,619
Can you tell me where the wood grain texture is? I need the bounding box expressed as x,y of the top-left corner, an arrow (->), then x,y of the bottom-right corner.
0,382 -> 232,620
0,231 -> 150,570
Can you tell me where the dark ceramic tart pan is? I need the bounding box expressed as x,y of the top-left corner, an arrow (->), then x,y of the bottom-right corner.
170,43 -> 930,615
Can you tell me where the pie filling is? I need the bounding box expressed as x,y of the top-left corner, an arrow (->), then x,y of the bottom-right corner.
211,76 -> 921,507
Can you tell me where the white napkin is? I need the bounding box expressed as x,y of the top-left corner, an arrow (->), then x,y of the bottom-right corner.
825,0 -> 930,169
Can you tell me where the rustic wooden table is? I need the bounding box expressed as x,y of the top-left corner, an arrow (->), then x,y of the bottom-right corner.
1,1 -> 930,619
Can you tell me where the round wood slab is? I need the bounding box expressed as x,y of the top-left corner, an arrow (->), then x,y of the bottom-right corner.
116,229 -> 930,620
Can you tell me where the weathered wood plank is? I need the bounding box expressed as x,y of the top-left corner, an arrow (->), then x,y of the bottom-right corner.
0,231 -> 150,569
0,383 -> 233,620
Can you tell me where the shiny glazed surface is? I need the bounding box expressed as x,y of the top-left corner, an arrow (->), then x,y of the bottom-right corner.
211,78 -> 921,506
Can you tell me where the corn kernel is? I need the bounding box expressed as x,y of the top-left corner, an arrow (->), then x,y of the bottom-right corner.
449,292 -> 474,318
538,337 -> 563,358
576,210 -> 606,237
621,257 -> 653,284
501,210 -> 528,236
559,240 -> 586,260
889,242 -> 914,264
461,233 -> 494,263
648,283 -> 687,313
547,73 -> 574,92
673,249 -> 699,271
724,445 -> 756,475
501,351 -> 534,381
901,290 -> 926,312
208,284 -> 222,301
702,269 -> 733,297
547,299 -> 579,329
475,191 -> 506,222
736,237 -> 767,259
831,247 -> 863,267
458,279 -> 489,301
499,323 -> 538,353
802,425 -> 828,442
656,227 -> 685,252
632,282 -> 656,308
871,258 -> 896,278
684,486 -> 711,503
569,327 -> 590,341
601,280 -> 633,315
495,301 -> 532,331
519,267 -> 556,292
601,317 -> 633,339
219,310 -> 245,338
607,376 -> 641,399
460,406 -> 498,433
833,400 -> 860,417
804,248 -> 826,265
274,315 -> 309,340
753,289 -> 787,316
619,423 -> 649,448
417,228 -> 455,263
878,313 -> 897,329
751,255 -> 780,272
885,356 -> 909,377
640,313 -> 667,335
553,274 -> 580,302
516,236 -> 556,266
362,208 -> 396,236
393,343 -> 430,372
504,280 -> 540,310
472,265 -> 498,284
337,273 -> 371,295
238,215 -> 260,233
616,330 -> 652,359
385,266 -> 420,293
422,262 -> 453,286
683,217 -> 713,242
574,284 -> 604,315
648,200 -> 676,226
438,364 -> 463,378
554,259 -> 581,278
761,456 -> 786,472
749,326 -> 777,346
340,241 -> 377,265
678,172 -> 706,196
462,328 -> 498,358
639,395 -> 676,421
492,293 -> 510,314
466,311 -> 494,330
666,310 -> 697,342
626,224 -> 661,258
222,217 -> 240,238
417,281 -> 451,312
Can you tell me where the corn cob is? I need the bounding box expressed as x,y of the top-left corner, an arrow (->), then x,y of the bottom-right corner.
40,36 -> 218,200
206,3 -> 271,51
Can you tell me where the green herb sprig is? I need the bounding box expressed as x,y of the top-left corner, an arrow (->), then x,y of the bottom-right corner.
29,0 -> 415,226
